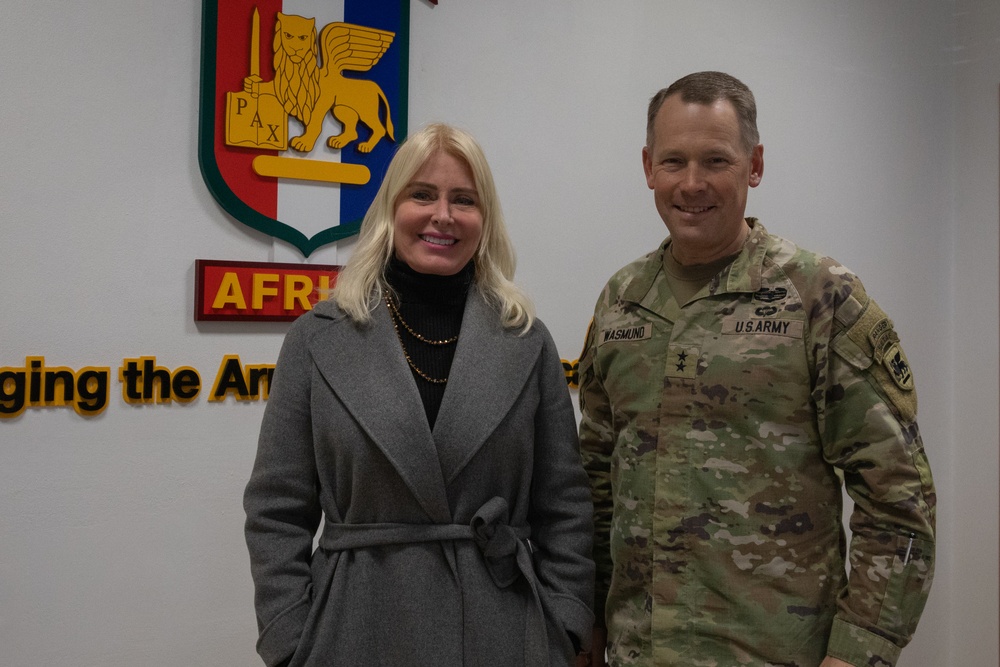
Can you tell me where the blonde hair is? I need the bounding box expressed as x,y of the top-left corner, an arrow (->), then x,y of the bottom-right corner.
333,123 -> 535,332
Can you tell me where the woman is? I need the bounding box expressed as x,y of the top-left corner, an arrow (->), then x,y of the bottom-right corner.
244,123 -> 594,667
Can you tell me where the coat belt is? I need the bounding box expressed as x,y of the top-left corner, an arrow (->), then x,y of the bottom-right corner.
319,497 -> 550,667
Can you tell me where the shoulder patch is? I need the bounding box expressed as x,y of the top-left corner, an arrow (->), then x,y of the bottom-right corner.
868,318 -> 914,391
845,299 -> 917,421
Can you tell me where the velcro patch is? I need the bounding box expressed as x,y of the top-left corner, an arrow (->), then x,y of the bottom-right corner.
598,323 -> 652,346
665,345 -> 699,379
846,300 -> 917,421
868,318 -> 897,360
721,318 -> 803,338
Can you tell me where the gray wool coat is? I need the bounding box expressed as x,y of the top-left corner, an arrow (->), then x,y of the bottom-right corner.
244,291 -> 595,667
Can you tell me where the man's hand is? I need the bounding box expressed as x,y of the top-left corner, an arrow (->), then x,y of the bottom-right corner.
575,626 -> 608,667
820,657 -> 855,667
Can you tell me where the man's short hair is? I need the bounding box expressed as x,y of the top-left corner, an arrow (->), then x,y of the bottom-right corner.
646,71 -> 759,154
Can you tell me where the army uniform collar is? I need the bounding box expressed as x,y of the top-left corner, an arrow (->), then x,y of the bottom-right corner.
715,218 -> 768,295
622,218 -> 770,312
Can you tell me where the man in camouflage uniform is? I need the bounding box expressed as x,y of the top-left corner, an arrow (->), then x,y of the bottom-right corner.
578,72 -> 936,667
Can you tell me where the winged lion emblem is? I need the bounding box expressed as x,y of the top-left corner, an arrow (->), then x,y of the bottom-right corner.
243,12 -> 396,155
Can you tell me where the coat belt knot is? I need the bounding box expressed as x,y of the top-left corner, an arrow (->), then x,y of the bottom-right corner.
470,497 -> 549,667
470,496 -> 532,588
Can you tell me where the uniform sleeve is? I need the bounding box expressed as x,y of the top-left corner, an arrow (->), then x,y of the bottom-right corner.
818,286 -> 936,667
243,320 -> 323,667
577,315 -> 616,625
528,326 -> 597,661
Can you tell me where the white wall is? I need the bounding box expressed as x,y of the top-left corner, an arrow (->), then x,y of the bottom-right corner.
0,1 -> 995,665
949,0 -> 1000,664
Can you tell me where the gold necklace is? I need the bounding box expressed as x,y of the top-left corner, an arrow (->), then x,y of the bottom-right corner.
385,294 -> 457,384
384,294 -> 459,345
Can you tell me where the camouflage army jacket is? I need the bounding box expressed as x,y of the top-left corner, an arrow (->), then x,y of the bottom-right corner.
579,221 -> 935,667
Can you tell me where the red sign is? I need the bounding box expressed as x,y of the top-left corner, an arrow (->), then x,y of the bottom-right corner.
195,260 -> 340,322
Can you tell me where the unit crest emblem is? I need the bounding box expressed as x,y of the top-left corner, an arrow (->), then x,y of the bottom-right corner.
199,0 -> 410,256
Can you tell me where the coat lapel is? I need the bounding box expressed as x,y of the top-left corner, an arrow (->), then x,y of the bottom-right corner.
433,291 -> 543,484
307,301 -> 452,523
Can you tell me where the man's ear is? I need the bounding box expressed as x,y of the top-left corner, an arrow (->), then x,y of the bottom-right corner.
642,145 -> 655,190
749,144 -> 764,188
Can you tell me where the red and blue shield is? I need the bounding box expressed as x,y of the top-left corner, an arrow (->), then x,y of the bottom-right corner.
199,0 -> 409,256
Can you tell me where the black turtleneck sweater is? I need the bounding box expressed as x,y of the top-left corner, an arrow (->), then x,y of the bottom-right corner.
384,257 -> 474,428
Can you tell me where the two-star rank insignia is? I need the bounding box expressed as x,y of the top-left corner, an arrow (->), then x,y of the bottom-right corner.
665,345 -> 699,379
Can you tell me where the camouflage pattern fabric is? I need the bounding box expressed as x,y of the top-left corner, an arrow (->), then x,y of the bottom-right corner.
578,220 -> 935,667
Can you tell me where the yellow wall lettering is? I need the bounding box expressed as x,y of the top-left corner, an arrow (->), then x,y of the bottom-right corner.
118,357 -> 202,405
212,272 -> 248,309
284,274 -> 312,311
282,274 -> 333,311
0,356 -> 111,418
1,348 -> 572,418
251,274 -> 280,309
561,358 -> 580,389
209,355 -> 275,402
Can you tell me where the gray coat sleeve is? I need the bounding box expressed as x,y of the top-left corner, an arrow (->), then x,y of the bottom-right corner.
529,325 -> 596,659
243,318 -> 323,667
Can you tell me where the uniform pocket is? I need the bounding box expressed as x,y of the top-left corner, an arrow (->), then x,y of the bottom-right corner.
876,533 -> 934,637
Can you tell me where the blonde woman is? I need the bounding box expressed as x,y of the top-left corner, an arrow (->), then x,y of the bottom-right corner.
244,123 -> 594,667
